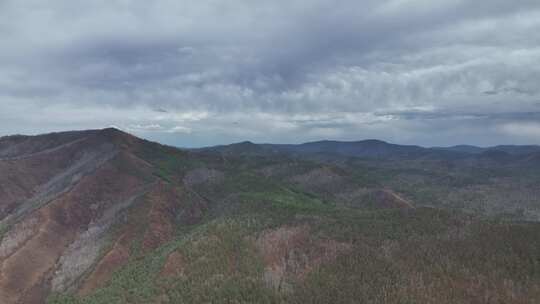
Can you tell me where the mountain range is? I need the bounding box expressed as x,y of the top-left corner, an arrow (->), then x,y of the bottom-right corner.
0,128 -> 539,303
202,139 -> 540,159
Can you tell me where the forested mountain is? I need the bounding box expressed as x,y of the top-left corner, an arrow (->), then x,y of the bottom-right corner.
0,128 -> 539,303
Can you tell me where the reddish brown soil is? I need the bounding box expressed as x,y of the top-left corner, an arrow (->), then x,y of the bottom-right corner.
159,251 -> 186,278
0,201 -> 76,304
77,239 -> 131,296
76,203 -> 145,296
142,184 -> 180,252
256,225 -> 351,292
0,129 -> 157,304
78,182 -> 187,295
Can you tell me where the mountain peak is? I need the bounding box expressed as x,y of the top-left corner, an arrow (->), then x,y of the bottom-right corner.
93,127 -> 141,148
236,140 -> 256,146
96,127 -> 131,138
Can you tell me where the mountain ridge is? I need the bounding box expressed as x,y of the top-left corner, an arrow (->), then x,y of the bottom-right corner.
4,128 -> 540,157
201,137 -> 540,161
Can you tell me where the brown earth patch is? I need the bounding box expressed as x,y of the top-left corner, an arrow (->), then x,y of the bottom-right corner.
0,201 -> 77,304
76,205 -> 147,296
256,225 -> 351,293
0,151 -> 153,303
159,251 -> 186,278
142,184 -> 181,252
77,240 -> 131,296
78,182 -> 186,295
78,182 -> 207,295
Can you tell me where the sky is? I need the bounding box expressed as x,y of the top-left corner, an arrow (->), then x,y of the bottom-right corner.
1,0 -> 540,147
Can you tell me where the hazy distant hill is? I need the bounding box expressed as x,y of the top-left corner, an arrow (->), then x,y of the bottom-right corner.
204,139 -> 437,159
265,139 -> 429,158
435,144 -> 540,155
1,129 -> 539,304
203,138 -> 540,165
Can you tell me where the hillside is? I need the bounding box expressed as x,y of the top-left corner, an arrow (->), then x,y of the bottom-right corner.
203,139 -> 540,220
0,129 -> 539,303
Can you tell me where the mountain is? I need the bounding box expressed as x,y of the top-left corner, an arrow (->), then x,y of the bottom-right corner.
203,139 -> 540,171
436,144 -> 540,155
266,139 -> 429,158
433,144 -> 487,154
205,139 -> 441,160
206,139 -> 540,161
1,129 -> 540,304
490,145 -> 540,155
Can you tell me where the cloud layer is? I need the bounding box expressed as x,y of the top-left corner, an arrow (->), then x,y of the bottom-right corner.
1,0 -> 540,146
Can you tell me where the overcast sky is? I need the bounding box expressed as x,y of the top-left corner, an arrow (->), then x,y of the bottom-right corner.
1,0 -> 540,147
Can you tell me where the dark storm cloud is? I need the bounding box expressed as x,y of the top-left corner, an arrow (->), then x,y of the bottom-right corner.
1,0 -> 540,146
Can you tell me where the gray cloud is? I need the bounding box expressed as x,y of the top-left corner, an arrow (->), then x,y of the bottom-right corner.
1,0 -> 540,146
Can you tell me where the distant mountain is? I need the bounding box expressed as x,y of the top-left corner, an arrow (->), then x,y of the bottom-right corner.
433,145 -> 486,154
203,139 -> 540,163
197,140 -> 271,156
490,145 -> 540,155
435,144 -> 540,155
202,139 -> 452,160
265,139 -> 430,158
